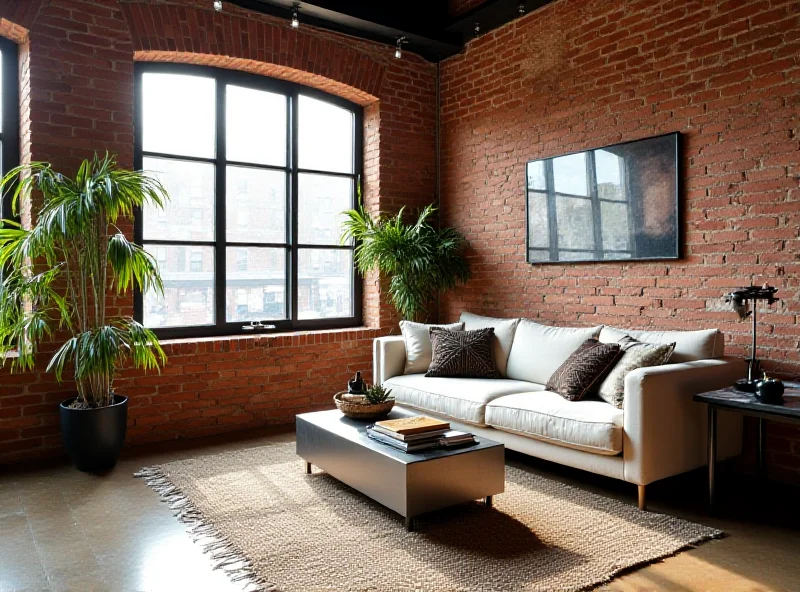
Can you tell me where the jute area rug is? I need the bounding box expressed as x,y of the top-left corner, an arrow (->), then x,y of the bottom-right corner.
136,442 -> 721,592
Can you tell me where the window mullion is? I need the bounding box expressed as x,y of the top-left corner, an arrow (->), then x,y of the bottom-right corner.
290,90 -> 299,327
215,79 -> 227,329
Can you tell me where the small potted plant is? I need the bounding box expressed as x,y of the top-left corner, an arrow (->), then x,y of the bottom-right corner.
0,154 -> 170,472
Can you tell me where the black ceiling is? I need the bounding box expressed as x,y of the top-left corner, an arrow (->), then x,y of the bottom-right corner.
226,0 -> 556,62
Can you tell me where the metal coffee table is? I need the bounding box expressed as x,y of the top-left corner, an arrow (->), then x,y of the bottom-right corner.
296,408 -> 505,531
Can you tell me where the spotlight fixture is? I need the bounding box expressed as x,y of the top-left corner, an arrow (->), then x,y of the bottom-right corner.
213,0 -> 222,12
394,36 -> 407,59
518,2 -> 525,15
473,22 -> 481,36
291,4 -> 300,28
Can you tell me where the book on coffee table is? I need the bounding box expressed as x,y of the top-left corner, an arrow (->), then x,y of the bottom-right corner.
366,427 -> 441,453
370,425 -> 450,442
374,416 -> 450,436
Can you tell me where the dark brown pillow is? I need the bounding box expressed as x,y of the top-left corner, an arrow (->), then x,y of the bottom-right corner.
425,327 -> 501,379
546,339 -> 623,401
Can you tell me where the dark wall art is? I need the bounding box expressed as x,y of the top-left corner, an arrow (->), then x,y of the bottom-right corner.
526,132 -> 680,264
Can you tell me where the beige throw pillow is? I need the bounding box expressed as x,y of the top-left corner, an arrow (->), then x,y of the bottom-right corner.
597,336 -> 676,408
400,321 -> 464,374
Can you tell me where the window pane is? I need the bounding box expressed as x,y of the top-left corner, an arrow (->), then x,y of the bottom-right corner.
528,249 -> 550,262
556,196 -> 594,250
558,251 -> 594,261
226,247 -> 286,322
298,95 -> 353,174
298,249 -> 353,319
226,167 -> 286,243
298,174 -> 352,245
226,85 -> 286,166
527,191 -> 549,248
142,157 -> 215,242
142,73 -> 215,158
595,150 -> 625,201
143,245 -> 214,328
552,152 -> 588,196
0,51 -> 3,132
600,201 -> 631,251
527,161 -> 546,190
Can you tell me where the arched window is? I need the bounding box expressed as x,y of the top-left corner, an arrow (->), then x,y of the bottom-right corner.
0,37 -> 20,224
134,64 -> 363,338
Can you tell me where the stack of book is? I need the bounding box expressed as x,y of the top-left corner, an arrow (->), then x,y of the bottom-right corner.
366,416 -> 476,453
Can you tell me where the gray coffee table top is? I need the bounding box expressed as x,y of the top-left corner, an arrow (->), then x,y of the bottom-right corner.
297,407 -> 502,464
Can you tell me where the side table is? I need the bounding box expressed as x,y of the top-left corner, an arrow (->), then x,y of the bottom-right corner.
694,383 -> 800,505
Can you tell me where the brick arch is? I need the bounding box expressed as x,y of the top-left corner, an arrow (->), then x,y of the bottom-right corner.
120,2 -> 384,106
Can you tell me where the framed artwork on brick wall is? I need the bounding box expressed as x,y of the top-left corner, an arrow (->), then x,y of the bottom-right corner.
525,132 -> 680,264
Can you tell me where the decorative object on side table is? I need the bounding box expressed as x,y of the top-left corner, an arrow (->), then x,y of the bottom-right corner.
755,373 -> 785,404
334,376 -> 395,419
724,284 -> 779,392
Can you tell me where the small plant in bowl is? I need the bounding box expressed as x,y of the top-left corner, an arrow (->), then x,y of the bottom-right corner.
365,384 -> 394,404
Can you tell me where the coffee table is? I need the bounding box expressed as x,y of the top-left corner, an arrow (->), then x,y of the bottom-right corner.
296,408 -> 505,531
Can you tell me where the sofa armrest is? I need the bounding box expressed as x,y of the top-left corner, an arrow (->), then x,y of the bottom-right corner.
622,357 -> 746,486
373,336 -> 406,384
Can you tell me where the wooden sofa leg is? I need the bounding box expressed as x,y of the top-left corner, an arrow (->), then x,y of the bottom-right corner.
638,485 -> 647,511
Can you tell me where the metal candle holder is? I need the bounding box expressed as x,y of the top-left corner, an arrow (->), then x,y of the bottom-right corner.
725,285 -> 779,392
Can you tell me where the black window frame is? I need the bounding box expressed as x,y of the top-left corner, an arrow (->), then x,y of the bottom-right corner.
133,63 -> 363,339
0,37 -> 20,227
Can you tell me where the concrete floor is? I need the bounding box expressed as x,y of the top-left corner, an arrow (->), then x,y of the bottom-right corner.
1,427 -> 798,592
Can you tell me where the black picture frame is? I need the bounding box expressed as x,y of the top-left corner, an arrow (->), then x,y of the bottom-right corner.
525,132 -> 680,265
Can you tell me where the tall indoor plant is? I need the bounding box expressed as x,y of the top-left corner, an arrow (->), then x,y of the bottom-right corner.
0,154 -> 169,471
341,203 -> 470,322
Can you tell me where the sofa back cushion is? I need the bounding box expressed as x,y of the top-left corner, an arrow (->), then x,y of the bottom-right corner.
400,320 -> 464,374
459,312 -> 520,377
505,319 -> 603,384
598,326 -> 724,362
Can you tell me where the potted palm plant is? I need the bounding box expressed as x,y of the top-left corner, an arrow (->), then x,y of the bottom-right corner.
0,154 -> 169,472
340,203 -> 470,322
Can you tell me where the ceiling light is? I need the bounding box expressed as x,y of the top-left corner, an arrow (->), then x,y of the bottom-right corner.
291,4 -> 300,28
395,36 -> 407,59
213,0 -> 222,11
473,22 -> 481,36
518,3 -> 525,15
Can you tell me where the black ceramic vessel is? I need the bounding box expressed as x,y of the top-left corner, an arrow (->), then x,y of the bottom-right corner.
60,395 -> 128,472
755,377 -> 785,405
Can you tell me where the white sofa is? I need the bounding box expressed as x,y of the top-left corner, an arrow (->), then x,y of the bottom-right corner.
373,314 -> 745,509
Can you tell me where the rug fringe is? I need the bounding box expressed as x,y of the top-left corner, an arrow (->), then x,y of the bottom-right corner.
135,466 -> 272,592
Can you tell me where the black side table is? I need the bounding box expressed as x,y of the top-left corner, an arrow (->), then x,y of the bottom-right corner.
694,383 -> 800,504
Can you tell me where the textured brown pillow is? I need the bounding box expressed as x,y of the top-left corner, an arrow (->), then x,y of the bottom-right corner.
546,339 -> 623,401
426,327 -> 501,379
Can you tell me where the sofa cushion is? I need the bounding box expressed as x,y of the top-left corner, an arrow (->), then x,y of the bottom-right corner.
597,336 -> 676,408
383,374 -> 542,425
400,320 -> 464,375
426,328 -> 501,379
546,339 -> 623,401
486,392 -> 624,455
460,312 -> 520,377
505,319 -> 603,384
599,326 -> 724,362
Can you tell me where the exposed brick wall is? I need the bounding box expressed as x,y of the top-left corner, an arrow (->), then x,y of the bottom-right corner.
439,0 -> 800,484
0,0 -> 436,463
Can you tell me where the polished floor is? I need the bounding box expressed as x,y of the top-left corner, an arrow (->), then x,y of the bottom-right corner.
1,428 -> 798,592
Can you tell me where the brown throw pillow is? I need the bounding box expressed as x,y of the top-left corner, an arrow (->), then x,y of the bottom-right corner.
426,327 -> 501,379
546,339 -> 623,401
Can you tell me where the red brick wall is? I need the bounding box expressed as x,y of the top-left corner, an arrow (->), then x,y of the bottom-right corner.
439,0 -> 800,484
0,0 -> 436,462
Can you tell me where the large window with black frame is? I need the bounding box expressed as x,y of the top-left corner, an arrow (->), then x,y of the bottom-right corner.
0,37 -> 20,239
134,64 -> 362,338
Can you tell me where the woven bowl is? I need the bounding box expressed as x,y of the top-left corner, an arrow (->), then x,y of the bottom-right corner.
333,392 -> 395,420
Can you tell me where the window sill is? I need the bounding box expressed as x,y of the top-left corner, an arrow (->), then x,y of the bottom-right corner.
159,326 -> 382,348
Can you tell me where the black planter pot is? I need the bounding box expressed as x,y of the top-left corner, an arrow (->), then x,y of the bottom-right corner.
60,395 -> 128,472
